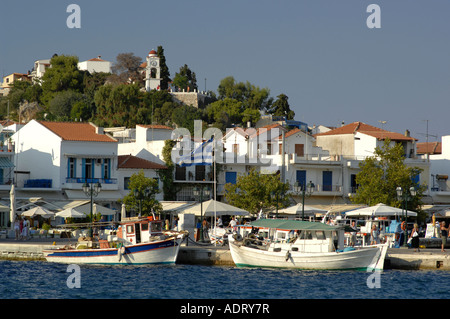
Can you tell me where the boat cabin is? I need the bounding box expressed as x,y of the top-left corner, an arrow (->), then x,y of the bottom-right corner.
117,217 -> 164,244
245,220 -> 346,253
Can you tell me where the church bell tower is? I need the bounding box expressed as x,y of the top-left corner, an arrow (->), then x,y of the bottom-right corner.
145,49 -> 161,91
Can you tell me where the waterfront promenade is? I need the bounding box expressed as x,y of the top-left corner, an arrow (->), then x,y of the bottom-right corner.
0,237 -> 449,270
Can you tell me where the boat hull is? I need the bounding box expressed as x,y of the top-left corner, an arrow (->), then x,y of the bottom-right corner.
43,237 -> 183,265
229,240 -> 387,271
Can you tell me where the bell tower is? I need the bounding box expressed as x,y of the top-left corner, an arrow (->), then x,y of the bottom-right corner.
145,49 -> 161,91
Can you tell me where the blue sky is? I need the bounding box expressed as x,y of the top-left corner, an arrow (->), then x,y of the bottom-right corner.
1,1 -> 449,142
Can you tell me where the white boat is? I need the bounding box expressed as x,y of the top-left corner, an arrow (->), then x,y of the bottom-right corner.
43,218 -> 187,265
229,219 -> 388,271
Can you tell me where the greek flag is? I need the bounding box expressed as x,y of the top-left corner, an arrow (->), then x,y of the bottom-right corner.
178,137 -> 213,167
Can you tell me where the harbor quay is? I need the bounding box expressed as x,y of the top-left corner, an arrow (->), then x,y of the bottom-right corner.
0,238 -> 449,270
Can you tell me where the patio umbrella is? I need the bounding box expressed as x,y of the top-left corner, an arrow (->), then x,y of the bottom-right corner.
275,203 -> 328,216
181,199 -> 249,216
9,184 -> 16,230
121,203 -> 126,220
55,207 -> 86,218
21,206 -> 55,218
345,203 -> 417,218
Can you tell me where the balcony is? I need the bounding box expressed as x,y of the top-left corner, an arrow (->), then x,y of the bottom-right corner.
64,177 -> 118,191
24,179 -> 52,188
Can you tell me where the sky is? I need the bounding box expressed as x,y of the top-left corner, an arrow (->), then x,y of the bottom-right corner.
1,0 -> 449,143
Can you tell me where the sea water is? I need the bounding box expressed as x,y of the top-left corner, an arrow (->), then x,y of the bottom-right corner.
1,260 -> 449,300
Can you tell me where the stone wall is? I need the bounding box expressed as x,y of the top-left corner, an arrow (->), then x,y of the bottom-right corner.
170,91 -> 214,108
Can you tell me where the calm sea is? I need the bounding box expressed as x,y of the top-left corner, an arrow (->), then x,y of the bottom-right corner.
1,260 -> 449,301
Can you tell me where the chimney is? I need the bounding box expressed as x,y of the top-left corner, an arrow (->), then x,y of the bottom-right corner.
96,127 -> 104,135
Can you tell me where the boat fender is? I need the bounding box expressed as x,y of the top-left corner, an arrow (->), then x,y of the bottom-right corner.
117,246 -> 122,262
285,251 -> 291,261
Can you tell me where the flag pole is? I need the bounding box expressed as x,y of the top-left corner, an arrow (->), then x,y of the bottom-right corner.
213,138 -> 217,246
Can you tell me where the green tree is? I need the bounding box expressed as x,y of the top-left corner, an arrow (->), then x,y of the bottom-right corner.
224,169 -> 291,215
351,139 -> 425,212
172,64 -> 197,92
205,98 -> 243,130
217,76 -> 272,111
156,45 -> 171,90
121,171 -> 162,215
268,93 -> 295,120
41,55 -> 85,105
157,140 -> 180,200
171,105 -> 205,134
48,90 -> 85,120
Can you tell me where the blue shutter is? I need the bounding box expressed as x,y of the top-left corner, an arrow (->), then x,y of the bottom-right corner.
225,172 -> 237,184
296,170 -> 306,189
323,171 -> 332,191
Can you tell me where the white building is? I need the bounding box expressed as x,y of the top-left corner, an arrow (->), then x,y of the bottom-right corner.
30,59 -> 51,83
78,56 -> 112,74
12,120 -> 120,204
145,50 -> 161,91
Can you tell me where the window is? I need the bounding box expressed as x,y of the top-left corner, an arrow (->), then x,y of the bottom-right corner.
316,231 -> 326,240
124,177 -> 130,190
141,223 -> 149,231
126,225 -> 134,234
295,144 -> 304,157
68,158 -> 76,178
195,165 -> 205,181
103,159 -> 110,179
300,230 -> 313,240
175,165 -> 186,180
322,171 -> 332,191
84,159 -> 92,179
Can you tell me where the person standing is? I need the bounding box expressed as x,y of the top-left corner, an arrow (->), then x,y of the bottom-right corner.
440,221 -> 449,252
370,224 -> 379,245
409,223 -> 420,252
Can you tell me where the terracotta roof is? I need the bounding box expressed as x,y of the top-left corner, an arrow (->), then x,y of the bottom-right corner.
148,50 -> 157,55
39,121 -> 116,142
314,121 -> 417,141
137,124 -> 173,130
118,155 -> 167,170
416,142 -> 441,155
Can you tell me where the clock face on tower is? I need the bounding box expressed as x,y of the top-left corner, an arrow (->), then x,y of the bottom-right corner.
150,60 -> 158,66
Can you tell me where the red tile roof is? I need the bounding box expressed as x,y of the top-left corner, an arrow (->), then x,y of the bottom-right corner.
39,121 -> 116,142
118,155 -> 167,170
314,122 -> 417,141
416,142 -> 441,155
137,124 -> 173,130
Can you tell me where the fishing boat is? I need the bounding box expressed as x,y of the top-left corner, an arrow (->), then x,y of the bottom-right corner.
228,219 -> 388,271
43,217 -> 187,265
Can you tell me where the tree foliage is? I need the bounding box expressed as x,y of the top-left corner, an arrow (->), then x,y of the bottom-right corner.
268,93 -> 295,120
224,169 -> 291,215
351,139 -> 425,212
172,64 -> 197,92
41,55 -> 85,105
121,170 -> 162,215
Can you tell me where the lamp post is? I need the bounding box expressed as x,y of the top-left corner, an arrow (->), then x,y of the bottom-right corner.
271,190 -> 280,218
133,187 -> 151,217
82,181 -> 102,238
396,186 -> 416,247
293,181 -> 315,221
193,186 -> 211,242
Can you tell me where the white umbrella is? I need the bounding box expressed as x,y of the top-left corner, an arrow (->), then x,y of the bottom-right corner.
9,184 -> 16,229
181,199 -> 249,216
276,203 -> 328,216
21,206 -> 55,218
55,207 -> 86,218
121,203 -> 126,220
345,203 -> 417,218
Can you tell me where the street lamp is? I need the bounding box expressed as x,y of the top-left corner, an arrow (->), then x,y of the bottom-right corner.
293,181 -> 315,221
396,186 -> 416,247
133,187 -> 151,216
193,186 -> 211,242
82,181 -> 102,238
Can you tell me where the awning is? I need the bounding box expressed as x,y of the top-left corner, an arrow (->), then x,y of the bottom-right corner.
65,190 -> 122,201
161,201 -> 196,212
0,157 -> 14,168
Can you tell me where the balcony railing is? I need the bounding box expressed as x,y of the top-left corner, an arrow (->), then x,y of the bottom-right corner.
24,179 -> 52,188
65,177 -> 118,184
